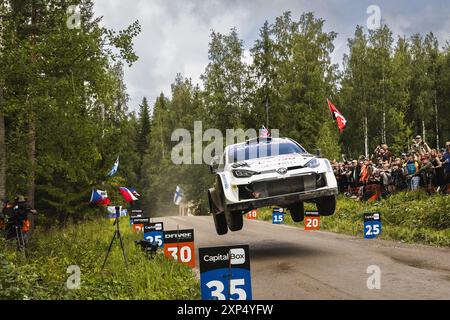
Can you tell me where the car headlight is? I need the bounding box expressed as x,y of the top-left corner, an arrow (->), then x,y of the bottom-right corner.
232,169 -> 258,178
306,158 -> 320,169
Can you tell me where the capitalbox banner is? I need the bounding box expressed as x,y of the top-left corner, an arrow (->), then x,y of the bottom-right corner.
198,245 -> 252,301
144,222 -> 164,248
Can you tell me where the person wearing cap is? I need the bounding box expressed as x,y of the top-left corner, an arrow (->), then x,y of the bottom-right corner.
411,135 -> 431,156
5,195 -> 36,241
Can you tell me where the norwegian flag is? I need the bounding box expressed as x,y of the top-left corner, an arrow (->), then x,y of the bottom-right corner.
327,99 -> 347,133
260,126 -> 271,138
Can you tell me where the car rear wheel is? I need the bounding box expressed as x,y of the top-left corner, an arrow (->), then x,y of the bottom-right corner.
288,202 -> 305,222
213,211 -> 228,235
316,195 -> 337,216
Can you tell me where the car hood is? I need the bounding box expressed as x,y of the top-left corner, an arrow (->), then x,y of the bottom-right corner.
237,153 -> 315,172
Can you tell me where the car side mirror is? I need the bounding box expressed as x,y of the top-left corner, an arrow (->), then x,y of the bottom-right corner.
316,149 -> 322,157
210,156 -> 221,174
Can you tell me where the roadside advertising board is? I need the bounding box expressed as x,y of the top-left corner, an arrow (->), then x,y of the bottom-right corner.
199,245 -> 252,301
164,229 -> 195,268
246,209 -> 258,220
144,222 -> 164,248
272,208 -> 284,224
131,217 -> 150,233
304,210 -> 320,231
364,212 -> 382,239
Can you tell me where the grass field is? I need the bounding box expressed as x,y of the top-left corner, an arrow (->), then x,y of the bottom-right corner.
258,192 -> 450,247
0,217 -> 200,300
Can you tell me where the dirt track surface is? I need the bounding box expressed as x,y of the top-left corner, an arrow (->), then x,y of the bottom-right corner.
159,215 -> 450,300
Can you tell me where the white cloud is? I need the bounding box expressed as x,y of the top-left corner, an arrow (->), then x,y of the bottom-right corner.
93,0 -> 450,112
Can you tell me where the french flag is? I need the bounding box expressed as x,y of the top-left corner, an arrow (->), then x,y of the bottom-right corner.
90,189 -> 110,206
119,187 -> 139,203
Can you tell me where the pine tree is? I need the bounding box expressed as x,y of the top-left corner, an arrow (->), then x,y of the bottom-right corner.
137,97 -> 151,158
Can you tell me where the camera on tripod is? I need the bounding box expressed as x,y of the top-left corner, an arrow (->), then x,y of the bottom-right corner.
134,239 -> 159,258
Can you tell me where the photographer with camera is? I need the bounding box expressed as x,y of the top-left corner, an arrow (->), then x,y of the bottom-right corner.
410,135 -> 431,156
4,196 -> 37,246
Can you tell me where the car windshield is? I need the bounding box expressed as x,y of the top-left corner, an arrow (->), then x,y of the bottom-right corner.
228,141 -> 306,163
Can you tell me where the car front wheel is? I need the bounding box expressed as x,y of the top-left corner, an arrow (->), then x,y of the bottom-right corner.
288,202 -> 305,222
213,211 -> 228,235
316,195 -> 337,216
225,210 -> 244,231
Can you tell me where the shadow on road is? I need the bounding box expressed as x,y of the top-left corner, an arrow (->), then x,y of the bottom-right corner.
249,241 -> 326,261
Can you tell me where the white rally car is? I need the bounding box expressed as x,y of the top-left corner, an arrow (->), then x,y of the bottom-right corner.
208,137 -> 338,235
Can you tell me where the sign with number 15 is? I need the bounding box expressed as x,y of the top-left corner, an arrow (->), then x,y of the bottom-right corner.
272,208 -> 284,224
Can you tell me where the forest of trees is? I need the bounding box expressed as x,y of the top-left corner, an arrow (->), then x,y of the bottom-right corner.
1,2 -> 449,222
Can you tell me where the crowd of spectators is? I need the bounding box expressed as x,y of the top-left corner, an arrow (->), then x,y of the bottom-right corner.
332,136 -> 450,201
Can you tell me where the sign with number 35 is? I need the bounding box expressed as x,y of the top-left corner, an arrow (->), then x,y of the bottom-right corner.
199,245 -> 252,301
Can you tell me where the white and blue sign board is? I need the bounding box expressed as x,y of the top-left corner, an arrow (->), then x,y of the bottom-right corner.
144,222 -> 164,248
364,212 -> 382,239
272,208 -> 284,224
199,245 -> 252,301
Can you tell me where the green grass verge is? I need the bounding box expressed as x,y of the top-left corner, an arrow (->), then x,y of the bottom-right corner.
0,217 -> 200,300
258,192 -> 450,247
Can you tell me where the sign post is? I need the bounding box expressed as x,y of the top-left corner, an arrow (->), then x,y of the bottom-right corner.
199,245 -> 252,300
272,208 -> 284,224
246,209 -> 258,220
131,217 -> 149,233
164,229 -> 195,268
364,212 -> 382,239
305,210 -> 320,231
144,222 -> 164,248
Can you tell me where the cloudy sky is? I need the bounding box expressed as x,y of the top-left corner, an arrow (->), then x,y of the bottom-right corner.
93,0 -> 450,112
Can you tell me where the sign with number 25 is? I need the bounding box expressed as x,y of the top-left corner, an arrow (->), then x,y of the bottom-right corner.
364,213 -> 381,239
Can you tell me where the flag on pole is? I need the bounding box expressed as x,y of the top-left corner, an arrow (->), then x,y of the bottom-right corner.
90,189 -> 110,206
327,99 -> 347,133
173,186 -> 184,205
107,156 -> 119,177
260,126 -> 271,138
119,187 -> 138,203
128,188 -> 141,198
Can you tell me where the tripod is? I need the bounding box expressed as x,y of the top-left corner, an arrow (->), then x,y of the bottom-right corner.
101,207 -> 128,271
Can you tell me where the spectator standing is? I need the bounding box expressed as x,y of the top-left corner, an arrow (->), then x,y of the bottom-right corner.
405,155 -> 420,191
443,142 -> 450,192
411,135 -> 431,156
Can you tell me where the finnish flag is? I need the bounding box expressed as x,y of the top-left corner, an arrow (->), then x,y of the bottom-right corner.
107,156 -> 119,177
173,186 -> 184,205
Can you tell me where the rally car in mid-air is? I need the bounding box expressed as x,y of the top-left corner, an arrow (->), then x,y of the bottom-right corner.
208,137 -> 338,235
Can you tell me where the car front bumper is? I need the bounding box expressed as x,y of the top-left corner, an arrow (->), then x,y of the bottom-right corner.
227,187 -> 338,212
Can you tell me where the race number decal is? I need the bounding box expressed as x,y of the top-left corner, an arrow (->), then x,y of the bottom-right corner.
364,213 -> 381,239
164,229 -> 195,268
199,245 -> 252,301
246,209 -> 258,220
144,222 -> 164,248
272,208 -> 284,224
305,210 -> 320,231
131,217 -> 149,234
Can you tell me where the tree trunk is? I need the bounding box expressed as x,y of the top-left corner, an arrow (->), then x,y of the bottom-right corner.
27,114 -> 36,207
364,111 -> 369,158
0,87 -> 5,201
422,120 -> 426,143
434,90 -> 439,149
27,4 -> 38,207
